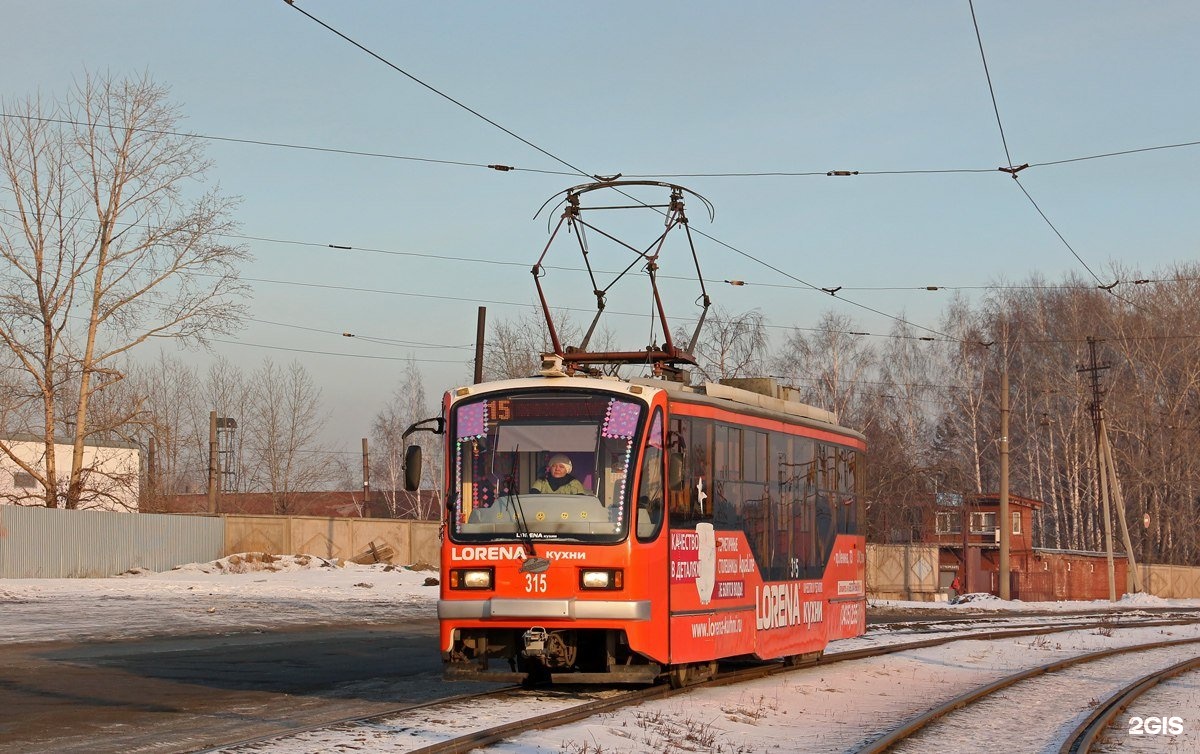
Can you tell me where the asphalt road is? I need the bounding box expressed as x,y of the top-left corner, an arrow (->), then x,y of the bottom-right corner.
0,620 -> 484,754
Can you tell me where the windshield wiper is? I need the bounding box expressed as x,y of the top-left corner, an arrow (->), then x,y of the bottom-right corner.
507,447 -> 549,573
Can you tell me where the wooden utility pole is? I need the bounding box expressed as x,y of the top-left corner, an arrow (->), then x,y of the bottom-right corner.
474,306 -> 486,384
1101,420 -> 1143,592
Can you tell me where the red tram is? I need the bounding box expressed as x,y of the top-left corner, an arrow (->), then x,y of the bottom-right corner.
413,369 -> 866,686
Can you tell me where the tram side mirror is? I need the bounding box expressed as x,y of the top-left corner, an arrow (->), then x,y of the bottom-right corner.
404,445 -> 422,491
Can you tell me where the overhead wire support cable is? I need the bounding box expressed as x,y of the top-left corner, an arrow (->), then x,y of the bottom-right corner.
967,0 -> 1147,317
969,0 -> 1016,173
283,0 -> 594,182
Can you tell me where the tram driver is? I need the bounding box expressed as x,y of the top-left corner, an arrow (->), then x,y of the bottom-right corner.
529,453 -> 589,495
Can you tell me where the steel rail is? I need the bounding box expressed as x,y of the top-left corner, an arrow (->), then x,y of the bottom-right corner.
856,636 -> 1200,754
1059,655 -> 1200,754
207,616 -> 1199,753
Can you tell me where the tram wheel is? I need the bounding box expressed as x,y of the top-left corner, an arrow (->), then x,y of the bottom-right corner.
783,650 -> 823,668
667,663 -> 689,689
668,660 -> 718,689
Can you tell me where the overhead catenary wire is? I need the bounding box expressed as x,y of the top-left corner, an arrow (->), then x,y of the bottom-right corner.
2,111 -> 1193,182
0,206 -> 1190,355
280,0 -> 965,347
1,5 -> 1187,360
2,205 -> 1184,300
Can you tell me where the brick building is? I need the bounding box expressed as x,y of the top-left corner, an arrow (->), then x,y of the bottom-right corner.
926,492 -> 1127,601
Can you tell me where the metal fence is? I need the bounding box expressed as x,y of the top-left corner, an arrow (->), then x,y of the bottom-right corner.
0,506 -> 441,578
0,505 -> 224,578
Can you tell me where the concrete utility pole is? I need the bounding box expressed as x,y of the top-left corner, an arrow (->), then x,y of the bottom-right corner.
1078,337 -> 1116,601
999,363 -> 1011,600
362,437 -> 371,509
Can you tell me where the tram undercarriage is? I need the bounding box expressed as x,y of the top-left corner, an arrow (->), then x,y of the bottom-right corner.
444,627 -> 662,685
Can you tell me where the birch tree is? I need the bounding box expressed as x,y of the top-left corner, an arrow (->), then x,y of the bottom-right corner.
242,359 -> 332,514
0,72 -> 248,508
373,359 -> 441,518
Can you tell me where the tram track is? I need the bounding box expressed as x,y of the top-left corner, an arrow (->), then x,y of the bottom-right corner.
208,614 -> 1199,753
1060,655 -> 1200,754
856,636 -> 1200,753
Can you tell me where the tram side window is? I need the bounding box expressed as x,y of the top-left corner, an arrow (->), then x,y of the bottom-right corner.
791,437 -> 819,577
766,431 -> 792,581
712,424 -> 743,528
667,417 -> 714,525
813,443 -> 838,574
836,448 -> 859,535
739,429 -> 771,575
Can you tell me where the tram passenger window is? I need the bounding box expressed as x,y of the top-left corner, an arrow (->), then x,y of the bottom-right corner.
666,418 -> 689,518
813,444 -> 837,575
712,424 -> 741,527
789,437 -> 817,577
768,433 -> 792,581
668,417 -> 714,524
837,449 -> 858,535
744,430 -> 766,483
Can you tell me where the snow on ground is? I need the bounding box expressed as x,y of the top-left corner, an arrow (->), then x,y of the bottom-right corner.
0,553 -> 440,644
3,555 -> 1199,753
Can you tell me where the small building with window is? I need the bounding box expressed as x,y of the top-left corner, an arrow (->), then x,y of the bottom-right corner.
0,436 -> 140,511
925,492 -> 1126,601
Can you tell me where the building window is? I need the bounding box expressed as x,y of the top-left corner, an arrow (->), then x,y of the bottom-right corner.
13,471 -> 36,489
1012,511 -> 1021,535
969,511 -> 997,534
935,511 -> 961,534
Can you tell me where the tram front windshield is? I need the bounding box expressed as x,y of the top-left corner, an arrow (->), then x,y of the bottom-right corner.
449,391 -> 645,543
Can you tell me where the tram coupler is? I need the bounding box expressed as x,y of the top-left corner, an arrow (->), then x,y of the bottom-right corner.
521,626 -> 549,656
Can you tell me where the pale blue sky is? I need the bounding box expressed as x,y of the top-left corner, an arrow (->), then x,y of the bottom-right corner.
3,2 -> 1198,451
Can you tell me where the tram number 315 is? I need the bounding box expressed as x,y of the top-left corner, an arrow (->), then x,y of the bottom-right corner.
525,573 -> 547,593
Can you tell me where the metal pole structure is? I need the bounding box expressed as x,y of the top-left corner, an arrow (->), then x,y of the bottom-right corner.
999,364 -> 1011,600
361,437 -> 371,512
208,411 -> 218,514
474,306 -> 486,384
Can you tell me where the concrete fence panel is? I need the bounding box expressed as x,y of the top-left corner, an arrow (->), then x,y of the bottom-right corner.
866,543 -> 941,601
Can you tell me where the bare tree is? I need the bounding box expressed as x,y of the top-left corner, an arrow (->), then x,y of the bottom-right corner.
372,359 -> 441,518
0,72 -> 248,508
481,307 -> 579,381
772,310 -> 875,423
681,306 -> 768,383
242,359 -> 332,514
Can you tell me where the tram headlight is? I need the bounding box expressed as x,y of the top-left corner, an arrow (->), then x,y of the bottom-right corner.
450,568 -> 494,590
580,568 -> 623,590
